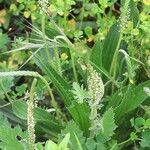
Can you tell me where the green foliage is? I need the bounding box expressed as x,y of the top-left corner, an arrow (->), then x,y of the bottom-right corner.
102,23 -> 121,72
46,133 -> 70,150
0,33 -> 10,49
58,121 -> 86,150
34,52 -> 90,134
90,40 -> 103,69
71,82 -> 89,104
0,115 -> 28,150
0,77 -> 14,99
129,0 -> 139,27
0,0 -> 150,149
36,133 -> 70,150
114,80 -> 150,121
101,108 -> 117,141
140,130 -> 150,148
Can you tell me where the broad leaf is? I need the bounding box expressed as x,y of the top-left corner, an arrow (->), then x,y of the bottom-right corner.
0,114 -> 28,150
108,80 -> 150,121
129,0 -> 139,27
101,108 -> 117,140
102,23 -> 121,72
90,40 -> 103,69
140,129 -> 150,148
0,77 -> 14,99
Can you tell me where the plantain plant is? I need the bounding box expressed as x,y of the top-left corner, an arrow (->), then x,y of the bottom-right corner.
0,0 -> 150,150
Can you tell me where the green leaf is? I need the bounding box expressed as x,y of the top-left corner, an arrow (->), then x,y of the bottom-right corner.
102,23 -> 121,72
58,133 -> 70,149
58,121 -> 86,150
15,84 -> 27,97
0,101 -> 26,128
34,52 -> 74,106
0,77 -> 14,99
135,117 -> 145,127
35,143 -> 44,150
68,102 -> 90,135
140,129 -> 150,148
0,33 -> 10,49
0,115 -> 28,150
86,138 -> 97,150
101,108 -> 117,140
84,26 -> 93,37
144,119 -> 150,128
73,133 -> 83,150
45,133 -> 70,150
129,0 -> 139,28
114,80 -> 150,121
90,40 -> 103,69
71,82 -> 89,104
12,100 -> 62,136
45,140 -> 57,150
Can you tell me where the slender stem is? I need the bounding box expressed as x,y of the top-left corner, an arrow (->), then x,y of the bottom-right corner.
41,15 -> 51,64
79,1 -> 85,30
36,74 -> 66,123
70,49 -> 78,82
118,138 -> 131,146
63,0 -> 67,31
0,103 -> 11,108
50,20 -> 78,82
30,79 -> 37,102
54,48 -> 62,76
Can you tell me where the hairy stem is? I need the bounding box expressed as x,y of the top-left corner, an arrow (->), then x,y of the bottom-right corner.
28,78 -> 37,150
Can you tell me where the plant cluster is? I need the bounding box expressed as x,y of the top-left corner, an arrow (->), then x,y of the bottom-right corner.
0,0 -> 150,150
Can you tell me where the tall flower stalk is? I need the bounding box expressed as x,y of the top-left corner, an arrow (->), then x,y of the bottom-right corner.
27,78 -> 37,150
87,65 -> 104,137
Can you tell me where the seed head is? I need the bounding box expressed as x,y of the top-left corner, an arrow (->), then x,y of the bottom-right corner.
117,9 -> 130,32
38,0 -> 51,15
87,65 -> 104,137
88,66 -> 104,106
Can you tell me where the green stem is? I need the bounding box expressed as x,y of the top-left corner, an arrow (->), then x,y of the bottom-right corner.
41,15 -> 51,64
54,48 -> 62,76
50,20 -> 78,82
70,49 -> 78,82
79,2 -> 85,30
63,0 -> 67,31
37,74 -> 66,123
118,138 -> 131,146
30,79 -> 37,102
